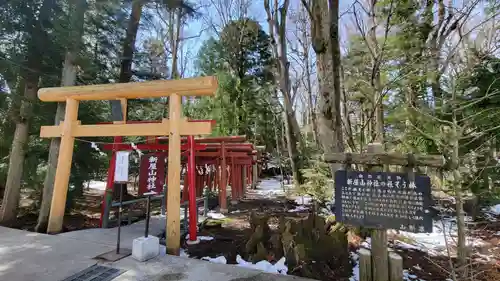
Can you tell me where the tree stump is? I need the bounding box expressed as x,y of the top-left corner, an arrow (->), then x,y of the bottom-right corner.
244,211 -> 351,280
246,211 -> 271,261
280,213 -> 351,278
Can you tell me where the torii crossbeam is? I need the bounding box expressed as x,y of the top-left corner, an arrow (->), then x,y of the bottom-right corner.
38,76 -> 218,255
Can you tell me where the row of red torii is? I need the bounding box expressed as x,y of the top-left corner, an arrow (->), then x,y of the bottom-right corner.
99,134 -> 262,243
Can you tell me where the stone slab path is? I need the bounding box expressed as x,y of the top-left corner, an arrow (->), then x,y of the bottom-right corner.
0,215 -> 315,281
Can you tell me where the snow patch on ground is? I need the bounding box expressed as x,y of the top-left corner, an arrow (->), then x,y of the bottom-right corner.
207,211 -> 226,219
86,180 -> 107,191
490,204 -> 500,215
185,234 -> 214,241
201,256 -> 227,264
236,255 -> 287,275
349,252 -> 359,281
393,217 -> 486,257
361,237 -> 371,249
159,245 -> 189,258
251,178 -> 315,207
403,270 -> 421,280
180,248 -> 189,257
292,195 -> 313,206
250,179 -> 286,197
200,254 -> 288,275
481,203 -> 500,221
287,206 -> 309,212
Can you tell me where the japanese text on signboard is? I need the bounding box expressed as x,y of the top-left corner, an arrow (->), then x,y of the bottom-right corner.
334,171 -> 432,233
139,153 -> 166,195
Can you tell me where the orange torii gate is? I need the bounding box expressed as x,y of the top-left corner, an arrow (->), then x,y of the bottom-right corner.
37,77 -> 217,255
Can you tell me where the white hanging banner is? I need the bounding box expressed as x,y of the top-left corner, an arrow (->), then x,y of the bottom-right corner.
114,151 -> 130,183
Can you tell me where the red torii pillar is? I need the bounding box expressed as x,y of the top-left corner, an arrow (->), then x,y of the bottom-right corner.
230,156 -> 238,204
99,135 -> 122,227
219,143 -> 228,213
186,136 -> 198,244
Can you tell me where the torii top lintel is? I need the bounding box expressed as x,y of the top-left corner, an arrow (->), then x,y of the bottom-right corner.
38,76 -> 218,102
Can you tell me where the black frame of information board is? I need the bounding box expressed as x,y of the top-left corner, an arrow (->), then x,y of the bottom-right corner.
334,170 -> 432,233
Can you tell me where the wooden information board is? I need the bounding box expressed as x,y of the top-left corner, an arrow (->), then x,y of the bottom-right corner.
334,170 -> 432,233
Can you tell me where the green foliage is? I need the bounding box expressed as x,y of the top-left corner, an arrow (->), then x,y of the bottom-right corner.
0,0 -> 129,196
341,0 -> 500,208
184,18 -> 278,150
298,159 -> 332,206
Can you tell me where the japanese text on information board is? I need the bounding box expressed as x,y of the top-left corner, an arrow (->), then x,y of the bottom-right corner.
334,171 -> 432,233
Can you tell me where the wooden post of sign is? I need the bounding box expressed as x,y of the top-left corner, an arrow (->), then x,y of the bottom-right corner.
389,252 -> 403,281
166,93 -> 182,255
359,248 -> 373,281
47,99 -> 79,234
367,143 -> 389,281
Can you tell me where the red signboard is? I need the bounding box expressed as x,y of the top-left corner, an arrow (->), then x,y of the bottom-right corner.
139,153 -> 166,196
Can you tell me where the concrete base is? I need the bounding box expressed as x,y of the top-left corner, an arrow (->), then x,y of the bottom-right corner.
219,208 -> 228,214
230,200 -> 239,205
132,236 -> 160,262
186,238 -> 200,245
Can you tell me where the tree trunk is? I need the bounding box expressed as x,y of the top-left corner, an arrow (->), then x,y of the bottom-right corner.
119,0 -> 144,83
451,107 -> 467,275
306,0 -> 344,172
36,101 -> 64,232
35,0 -> 88,233
109,0 -> 143,131
264,0 -> 303,185
0,0 -> 56,226
366,0 -> 384,144
0,119 -> 30,225
327,0 -> 344,152
340,65 -> 356,152
169,8 -> 182,79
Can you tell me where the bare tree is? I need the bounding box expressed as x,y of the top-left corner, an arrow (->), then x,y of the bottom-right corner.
154,2 -> 195,79
264,0 -> 304,185
291,5 -> 319,146
203,0 -> 254,36
350,0 -> 395,145
300,0 -> 344,172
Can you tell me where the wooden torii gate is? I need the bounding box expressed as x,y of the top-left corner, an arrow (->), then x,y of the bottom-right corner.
37,76 -> 217,254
